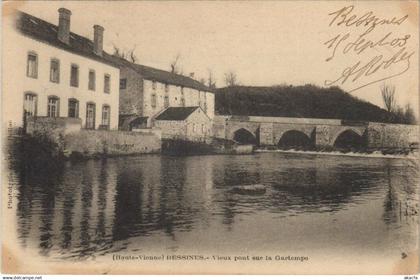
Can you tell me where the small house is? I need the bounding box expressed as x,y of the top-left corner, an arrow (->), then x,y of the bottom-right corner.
154,107 -> 212,142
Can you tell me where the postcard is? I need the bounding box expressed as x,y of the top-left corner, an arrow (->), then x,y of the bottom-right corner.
2,0 -> 419,275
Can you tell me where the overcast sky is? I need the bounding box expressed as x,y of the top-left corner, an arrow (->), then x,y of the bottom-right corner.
13,1 -> 419,114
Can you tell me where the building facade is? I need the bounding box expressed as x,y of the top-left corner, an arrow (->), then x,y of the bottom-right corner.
114,58 -> 215,129
3,8 -> 120,133
154,107 -> 212,142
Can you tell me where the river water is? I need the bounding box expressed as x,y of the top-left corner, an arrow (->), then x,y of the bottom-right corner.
10,152 -> 419,270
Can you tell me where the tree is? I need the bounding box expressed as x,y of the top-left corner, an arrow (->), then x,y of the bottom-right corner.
394,105 -> 405,123
170,53 -> 182,74
113,44 -> 138,63
207,69 -> 217,89
380,84 -> 396,113
224,71 -> 238,86
404,104 -> 417,124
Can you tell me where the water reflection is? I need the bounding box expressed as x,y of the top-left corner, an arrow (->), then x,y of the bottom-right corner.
10,152 -> 419,259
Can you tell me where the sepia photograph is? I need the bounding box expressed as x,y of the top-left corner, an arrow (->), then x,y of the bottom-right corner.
1,0 -> 419,276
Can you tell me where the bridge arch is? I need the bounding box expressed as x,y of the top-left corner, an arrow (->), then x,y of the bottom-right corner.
233,128 -> 257,144
333,129 -> 366,149
278,130 -> 314,149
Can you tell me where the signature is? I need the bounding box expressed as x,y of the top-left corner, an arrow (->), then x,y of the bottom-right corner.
325,47 -> 414,92
324,5 -> 413,92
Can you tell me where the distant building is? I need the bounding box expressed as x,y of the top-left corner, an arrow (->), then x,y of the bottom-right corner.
154,107 -> 212,141
3,8 -> 120,132
112,57 -> 215,129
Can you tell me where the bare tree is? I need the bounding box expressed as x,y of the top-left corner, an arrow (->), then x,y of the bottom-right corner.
170,53 -> 182,74
207,69 -> 217,89
224,71 -> 238,87
129,46 -> 138,63
112,44 -> 138,63
380,84 -> 396,113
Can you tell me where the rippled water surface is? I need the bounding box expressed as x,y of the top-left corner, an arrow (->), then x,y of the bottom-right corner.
11,153 -> 419,261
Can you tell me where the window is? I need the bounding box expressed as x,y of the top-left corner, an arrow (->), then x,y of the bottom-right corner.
50,59 -> 60,83
181,86 -> 184,95
165,84 -> 169,92
68,99 -> 79,118
86,103 -> 96,129
180,97 -> 185,107
192,124 -> 196,133
70,64 -> 79,87
88,70 -> 95,91
164,95 -> 169,108
202,124 -> 205,133
26,52 -> 38,78
152,80 -> 157,90
151,93 -> 157,108
102,105 -> 110,127
120,78 -> 127,89
47,96 -> 60,117
23,93 -> 37,118
104,74 -> 110,93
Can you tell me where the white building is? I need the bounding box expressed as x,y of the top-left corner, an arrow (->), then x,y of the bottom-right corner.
2,8 -> 120,132
113,57 -> 215,130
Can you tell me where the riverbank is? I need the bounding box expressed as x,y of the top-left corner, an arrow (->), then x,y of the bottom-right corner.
255,148 -> 419,160
8,130 -> 418,160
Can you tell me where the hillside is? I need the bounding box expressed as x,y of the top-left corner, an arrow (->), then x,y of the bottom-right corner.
215,85 -> 403,123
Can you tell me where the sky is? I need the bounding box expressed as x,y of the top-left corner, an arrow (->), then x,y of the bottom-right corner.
10,0 -> 419,114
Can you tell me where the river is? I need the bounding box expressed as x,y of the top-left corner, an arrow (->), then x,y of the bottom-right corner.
9,152 -> 419,272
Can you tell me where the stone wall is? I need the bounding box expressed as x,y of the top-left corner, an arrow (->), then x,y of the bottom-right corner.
154,120 -> 187,140
26,116 -> 82,137
367,123 -> 419,149
64,130 -> 161,157
259,123 -> 274,145
119,67 -> 144,115
213,115 -> 229,139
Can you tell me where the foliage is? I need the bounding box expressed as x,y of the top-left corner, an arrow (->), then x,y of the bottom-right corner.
215,84 -> 415,124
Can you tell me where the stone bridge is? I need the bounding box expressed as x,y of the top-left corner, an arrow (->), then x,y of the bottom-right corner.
213,115 -> 418,149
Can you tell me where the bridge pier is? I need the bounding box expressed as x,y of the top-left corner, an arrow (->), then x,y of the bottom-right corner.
259,123 -> 274,146
314,125 -> 332,148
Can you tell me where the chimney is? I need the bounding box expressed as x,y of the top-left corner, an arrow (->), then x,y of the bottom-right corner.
93,25 -> 104,56
58,8 -> 71,44
189,72 -> 195,79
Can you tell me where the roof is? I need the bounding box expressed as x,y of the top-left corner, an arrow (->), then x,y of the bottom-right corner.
109,56 -> 214,93
155,107 -> 200,121
16,11 -> 118,68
